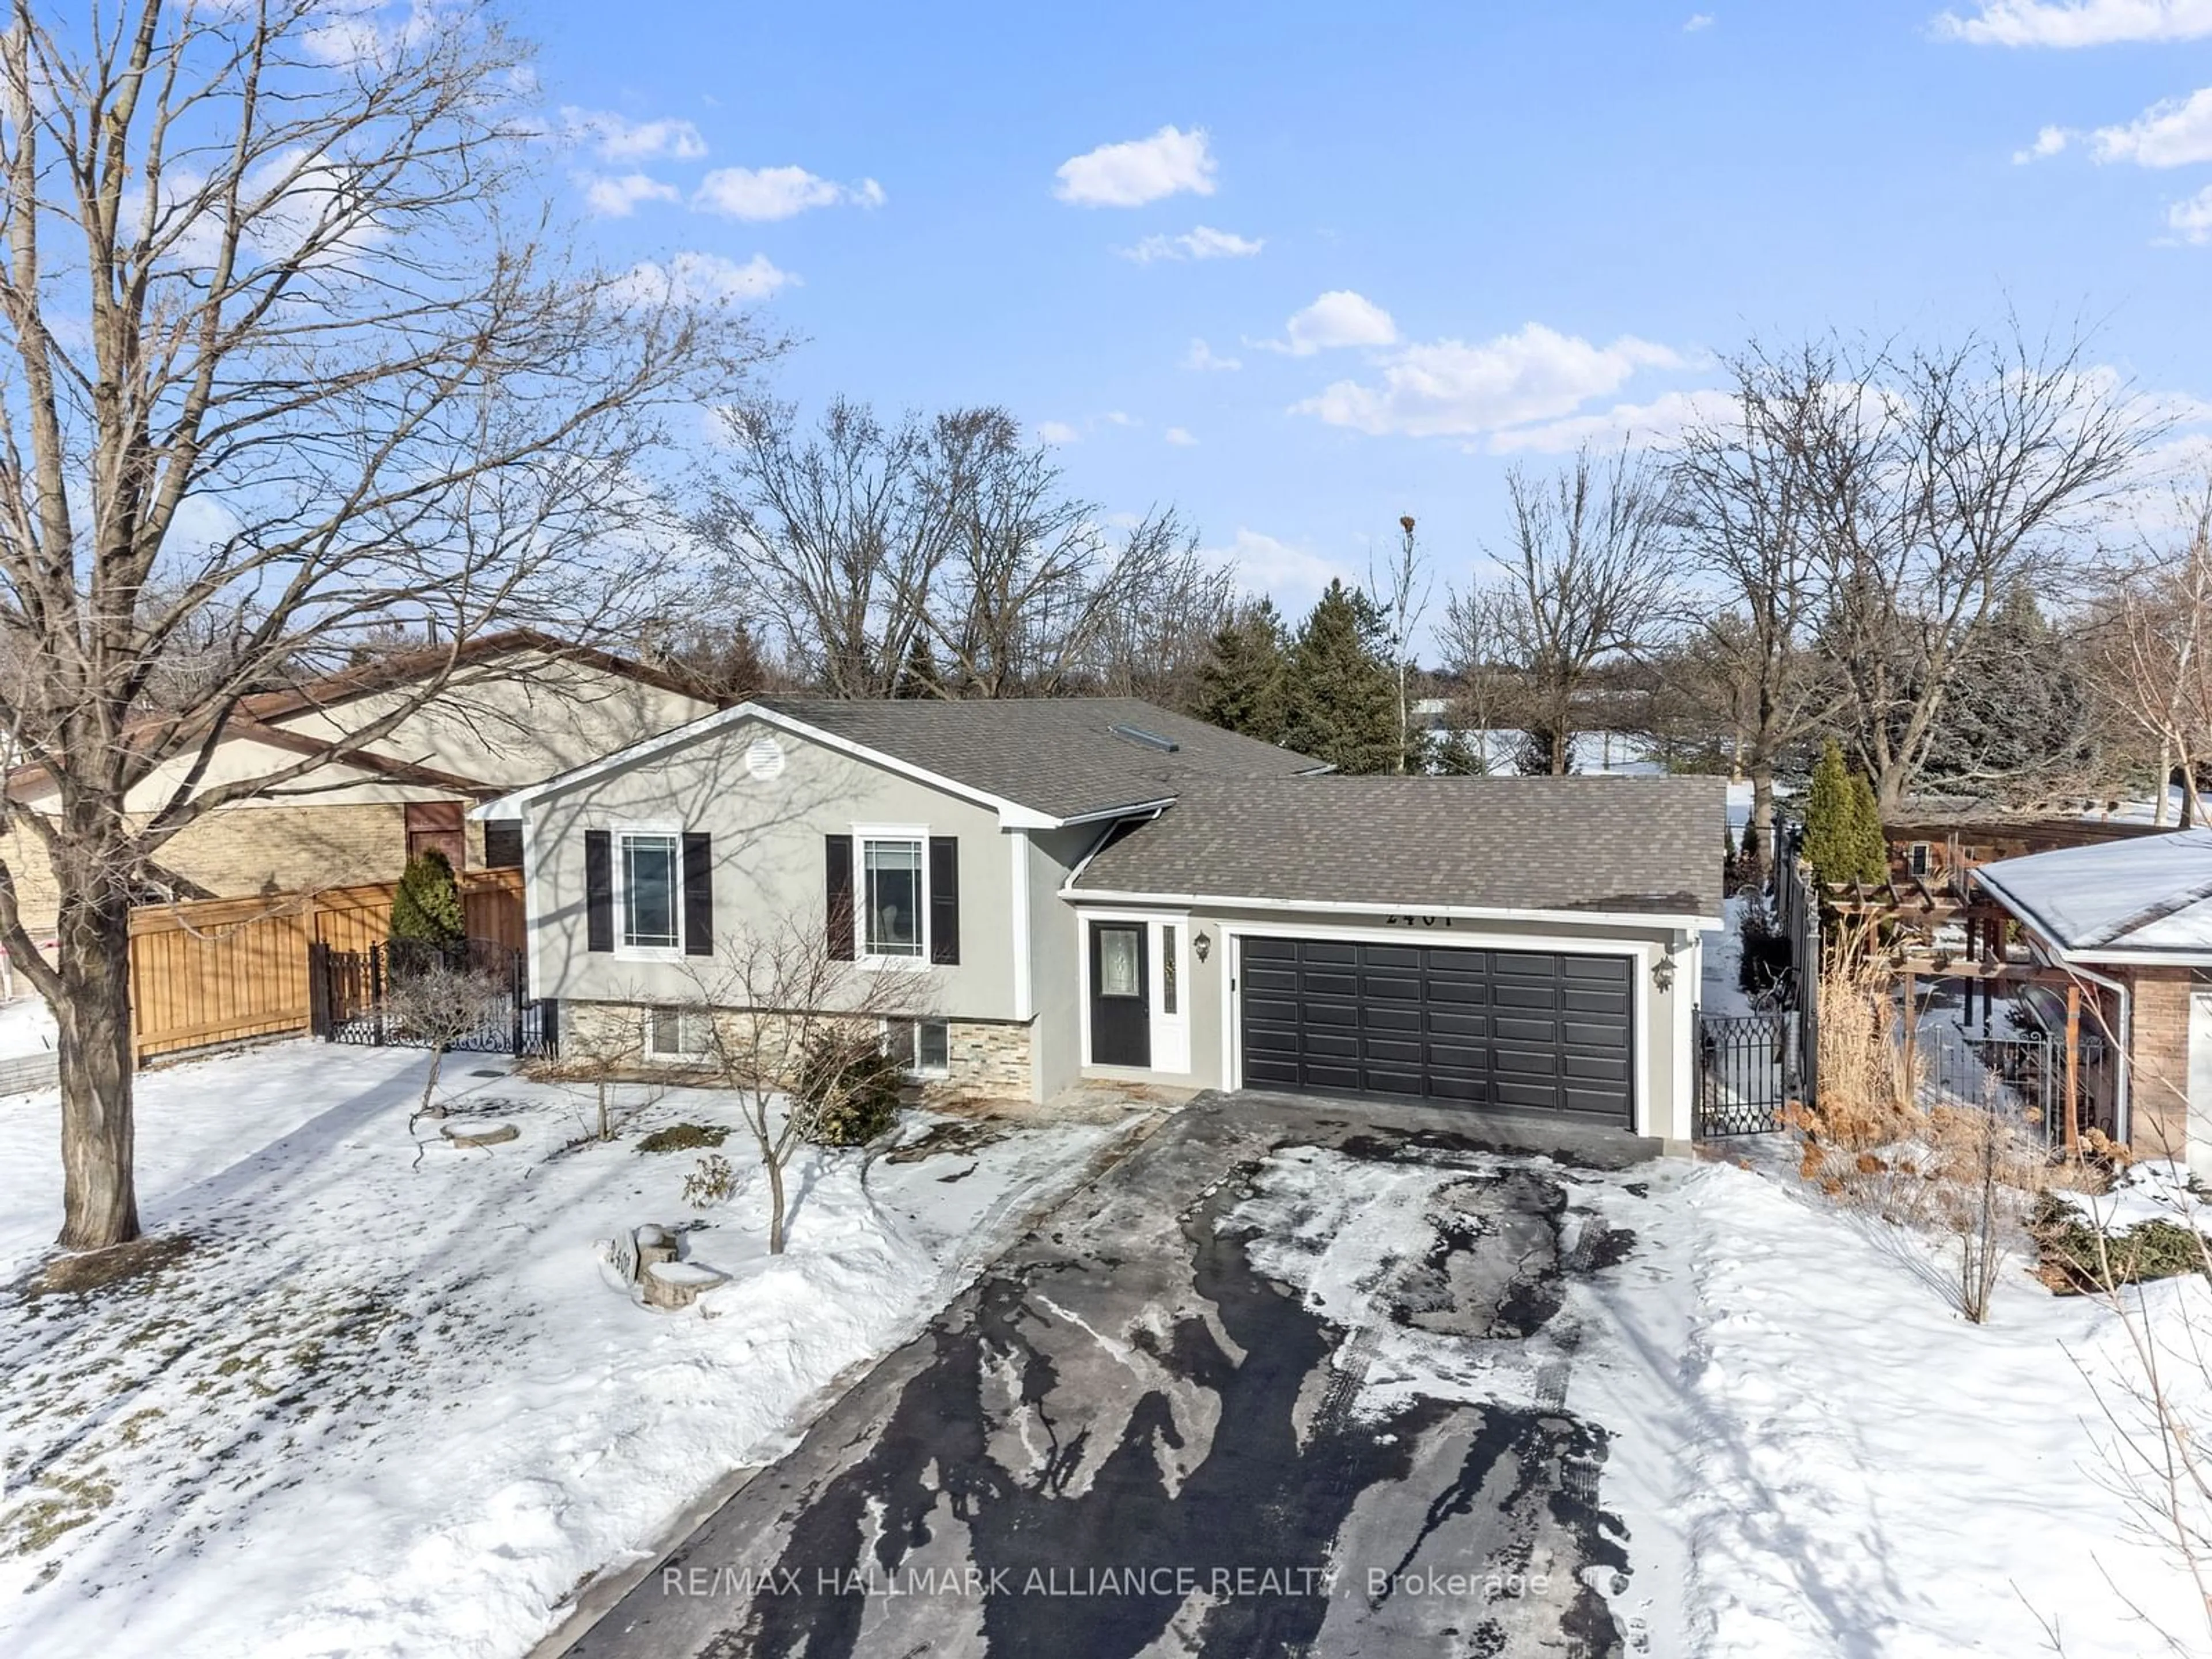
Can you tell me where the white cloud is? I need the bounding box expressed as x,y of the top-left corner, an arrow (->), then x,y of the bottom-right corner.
1036,421 -> 1081,445
2014,124 -> 2075,162
691,166 -> 886,221
1260,290 -> 1399,356
560,108 -> 709,162
1293,322 -> 1684,438
2169,183 -> 2212,240
1054,125 -> 1217,207
1120,225 -> 1264,263
614,252 -> 796,308
1164,426 -> 1199,446
1684,12 -> 1717,28
1487,388 -> 1741,454
2086,87 -> 2212,167
1101,410 -> 1139,427
1184,338 -> 1243,372
1936,1 -> 2212,46
579,172 -> 679,217
1204,528 -> 1353,603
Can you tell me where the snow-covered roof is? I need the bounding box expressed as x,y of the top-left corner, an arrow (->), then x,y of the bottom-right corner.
1974,828 -> 2212,962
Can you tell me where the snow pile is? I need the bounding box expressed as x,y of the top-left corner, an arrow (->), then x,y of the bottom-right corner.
1569,1158 -> 2212,1658
2056,1158 -> 2212,1239
0,1042 -> 1141,1659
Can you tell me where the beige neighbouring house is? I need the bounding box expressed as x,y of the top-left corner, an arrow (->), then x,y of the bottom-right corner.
1,632 -> 718,940
475,697 -> 1724,1146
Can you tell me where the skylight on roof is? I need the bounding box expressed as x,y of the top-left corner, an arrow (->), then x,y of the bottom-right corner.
1109,722 -> 1180,754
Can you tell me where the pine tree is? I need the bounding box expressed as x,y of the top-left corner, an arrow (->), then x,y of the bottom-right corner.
892,635 -> 940,700
391,848 -> 467,949
1195,600 -> 1289,742
1802,740 -> 1886,887
1282,581 -> 1408,774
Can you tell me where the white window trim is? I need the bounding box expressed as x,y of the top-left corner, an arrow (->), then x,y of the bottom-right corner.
614,821 -> 685,963
853,823 -> 933,972
643,1005 -> 711,1062
883,1016 -> 952,1078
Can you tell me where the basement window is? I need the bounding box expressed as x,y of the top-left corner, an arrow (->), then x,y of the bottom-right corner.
885,1017 -> 949,1077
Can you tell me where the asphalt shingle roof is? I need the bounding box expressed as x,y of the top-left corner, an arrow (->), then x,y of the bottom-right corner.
1071,774 -> 1726,917
757,696 -> 1327,820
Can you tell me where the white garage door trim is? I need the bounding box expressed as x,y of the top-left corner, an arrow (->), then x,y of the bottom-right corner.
1218,921 -> 1662,1139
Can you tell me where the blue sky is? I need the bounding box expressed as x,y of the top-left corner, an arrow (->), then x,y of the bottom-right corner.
536,0 -> 2212,615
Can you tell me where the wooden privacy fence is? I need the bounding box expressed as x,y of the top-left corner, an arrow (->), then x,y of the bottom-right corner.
127,868 -> 524,1063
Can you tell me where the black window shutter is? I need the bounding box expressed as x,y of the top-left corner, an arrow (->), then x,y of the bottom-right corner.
584,830 -> 613,953
929,836 -> 960,965
681,832 -> 713,956
825,835 -> 855,961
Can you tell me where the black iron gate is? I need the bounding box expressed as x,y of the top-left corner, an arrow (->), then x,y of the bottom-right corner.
308,938 -> 558,1057
1696,1009 -> 1797,1138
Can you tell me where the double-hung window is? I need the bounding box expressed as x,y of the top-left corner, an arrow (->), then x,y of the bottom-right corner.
620,830 -> 681,953
862,836 -> 925,961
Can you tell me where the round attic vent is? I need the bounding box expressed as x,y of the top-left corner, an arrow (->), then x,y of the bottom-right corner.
745,733 -> 785,781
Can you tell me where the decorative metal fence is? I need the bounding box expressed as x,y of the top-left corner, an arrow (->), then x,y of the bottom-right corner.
1695,1010 -> 1798,1138
308,938 -> 558,1058
1912,1021 -> 2108,1148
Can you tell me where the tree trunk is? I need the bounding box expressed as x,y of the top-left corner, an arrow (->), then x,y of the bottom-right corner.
767,1156 -> 787,1255
54,889 -> 139,1250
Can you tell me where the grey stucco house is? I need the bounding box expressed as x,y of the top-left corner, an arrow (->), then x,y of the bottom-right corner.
476,697 -> 1724,1145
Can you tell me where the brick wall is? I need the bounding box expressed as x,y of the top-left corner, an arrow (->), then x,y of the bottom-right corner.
2128,965 -> 2196,1161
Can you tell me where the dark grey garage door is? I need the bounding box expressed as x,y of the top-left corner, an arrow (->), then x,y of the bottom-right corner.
1238,937 -> 1634,1122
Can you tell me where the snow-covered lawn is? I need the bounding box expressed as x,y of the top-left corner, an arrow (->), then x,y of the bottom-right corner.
1573,1150 -> 2212,1658
0,1041 -> 1148,1659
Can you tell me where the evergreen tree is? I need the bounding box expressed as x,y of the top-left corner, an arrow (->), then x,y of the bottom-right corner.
892,634 -> 940,700
1802,740 -> 1887,887
1282,581 -> 1409,774
1195,599 -> 1289,741
391,849 -> 467,949
1432,728 -> 1488,776
1846,770 -> 1887,878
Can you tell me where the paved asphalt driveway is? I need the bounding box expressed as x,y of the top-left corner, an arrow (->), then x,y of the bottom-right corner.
563,1093 -> 1652,1659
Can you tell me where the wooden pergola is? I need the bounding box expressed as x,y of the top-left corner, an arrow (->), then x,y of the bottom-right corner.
1817,876 -> 2096,1154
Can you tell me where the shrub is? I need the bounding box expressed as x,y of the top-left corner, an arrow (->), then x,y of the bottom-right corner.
391,849 -> 465,949
1737,900 -> 1791,1001
636,1122 -> 730,1154
794,1031 -> 903,1147
2031,1194 -> 2211,1291
682,1153 -> 736,1209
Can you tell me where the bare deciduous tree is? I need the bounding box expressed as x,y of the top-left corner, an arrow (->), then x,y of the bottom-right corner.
690,908 -> 929,1254
703,399 -> 1231,702
1805,327 -> 2157,814
1670,344 -> 1840,854
1457,442 -> 1675,776
2085,481 -> 2212,827
0,1 -> 768,1249
701,398 -> 944,697
1368,514 -> 1432,774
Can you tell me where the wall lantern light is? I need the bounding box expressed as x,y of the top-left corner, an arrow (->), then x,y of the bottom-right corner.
1652,952 -> 1676,994
1194,931 -> 1212,963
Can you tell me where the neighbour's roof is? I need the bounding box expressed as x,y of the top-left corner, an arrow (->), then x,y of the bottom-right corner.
1071,774 -> 1726,919
1974,829 -> 2212,959
7,628 -> 715,801
750,696 -> 1328,820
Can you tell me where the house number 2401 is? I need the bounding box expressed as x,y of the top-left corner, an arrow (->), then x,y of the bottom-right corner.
1384,914 -> 1454,929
